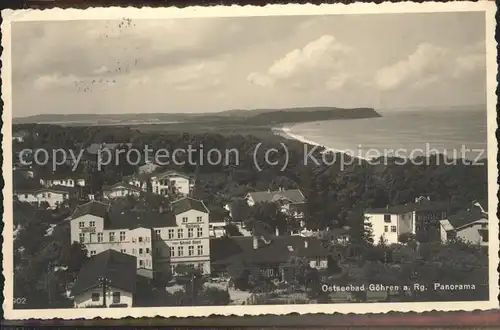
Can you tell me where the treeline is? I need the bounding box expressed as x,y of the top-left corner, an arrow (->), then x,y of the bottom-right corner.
14,123 -> 488,233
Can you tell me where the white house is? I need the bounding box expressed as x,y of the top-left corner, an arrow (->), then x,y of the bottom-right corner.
40,176 -> 86,188
71,249 -> 136,308
102,182 -> 142,200
150,170 -> 194,196
209,218 -> 227,238
68,197 -> 212,279
15,185 -> 77,209
439,201 -> 488,246
364,196 -> 449,245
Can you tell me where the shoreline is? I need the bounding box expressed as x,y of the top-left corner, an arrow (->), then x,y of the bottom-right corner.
271,124 -> 369,161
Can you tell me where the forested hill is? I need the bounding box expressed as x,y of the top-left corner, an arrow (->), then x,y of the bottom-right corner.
13,107 -> 381,126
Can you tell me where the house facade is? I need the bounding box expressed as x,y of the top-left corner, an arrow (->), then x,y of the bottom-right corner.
71,249 -> 136,308
365,196 -> 449,245
439,201 -> 488,246
125,170 -> 194,197
69,197 -> 211,280
15,186 -> 77,208
40,176 -> 86,188
102,182 -> 142,199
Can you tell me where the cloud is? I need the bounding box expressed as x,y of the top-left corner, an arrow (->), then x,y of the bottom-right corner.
33,73 -> 79,90
375,41 -> 485,91
93,66 -> 110,74
247,35 -> 352,90
163,58 -> 227,92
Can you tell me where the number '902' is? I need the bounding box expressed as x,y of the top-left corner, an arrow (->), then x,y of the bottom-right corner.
14,297 -> 27,304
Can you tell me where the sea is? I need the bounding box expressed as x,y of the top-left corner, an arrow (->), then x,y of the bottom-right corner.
282,107 -> 488,161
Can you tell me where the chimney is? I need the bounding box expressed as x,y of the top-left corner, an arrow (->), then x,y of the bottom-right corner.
268,189 -> 271,193
159,205 -> 164,214
275,226 -> 280,237
253,235 -> 259,250
386,205 -> 389,210
304,240 -> 308,248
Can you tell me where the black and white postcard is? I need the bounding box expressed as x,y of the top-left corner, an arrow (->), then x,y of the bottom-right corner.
1,2 -> 498,319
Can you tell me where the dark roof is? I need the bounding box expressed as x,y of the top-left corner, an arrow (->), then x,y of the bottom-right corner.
71,250 -> 137,297
41,172 -> 83,180
86,143 -> 132,155
154,170 -> 191,180
69,200 -> 111,220
105,209 -> 177,230
40,185 -> 76,193
103,181 -> 142,192
366,198 -> 449,214
171,197 -> 209,215
247,189 -> 306,204
211,236 -> 329,266
448,207 -> 488,229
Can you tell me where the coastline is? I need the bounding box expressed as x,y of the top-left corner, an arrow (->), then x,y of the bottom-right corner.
271,124 -> 369,161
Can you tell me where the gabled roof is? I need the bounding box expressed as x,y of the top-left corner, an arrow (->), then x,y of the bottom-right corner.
106,209 -> 177,230
246,189 -> 306,204
69,200 -> 111,220
365,199 -> 449,215
71,250 -> 137,297
153,170 -> 191,180
103,181 -> 142,192
36,185 -> 76,194
448,207 -> 488,229
439,219 -> 454,232
211,235 -> 329,266
171,197 -> 209,215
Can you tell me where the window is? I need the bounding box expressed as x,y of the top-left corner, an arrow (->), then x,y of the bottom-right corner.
132,249 -> 136,255
156,247 -> 160,255
196,216 -> 203,222
42,193 -> 46,198
139,259 -> 144,267
146,248 -> 150,254
79,233 -> 85,243
178,246 -> 184,257
188,246 -> 194,256
97,232 -> 103,242
384,214 -> 391,222
188,228 -> 194,238
139,237 -> 143,243
391,225 -> 397,233
90,250 -> 96,256
109,232 -> 115,242
384,226 -> 388,233
197,228 -> 203,237
177,229 -> 183,239
47,193 -> 51,198
155,230 -> 161,238
139,248 -> 143,255
182,217 -> 188,223
197,263 -> 204,271
168,229 -> 174,239
121,249 -> 126,253
197,245 -> 203,256
119,231 -> 126,241
112,292 -> 121,304
64,194 -> 68,199
79,221 -> 85,228
90,221 -> 96,227
24,194 -> 28,198
170,247 -> 175,257
91,293 -> 100,301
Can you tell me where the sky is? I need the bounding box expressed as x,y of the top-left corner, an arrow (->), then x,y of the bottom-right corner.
11,11 -> 487,117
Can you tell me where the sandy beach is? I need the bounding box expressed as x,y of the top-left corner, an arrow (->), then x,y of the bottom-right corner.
272,125 -> 369,160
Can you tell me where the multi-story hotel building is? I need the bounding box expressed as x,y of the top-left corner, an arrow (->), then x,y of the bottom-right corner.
68,197 -> 211,279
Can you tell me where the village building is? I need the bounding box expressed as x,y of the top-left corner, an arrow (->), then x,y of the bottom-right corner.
439,200 -> 488,246
245,188 -> 307,227
68,197 -> 211,280
102,182 -> 143,199
211,235 -> 330,283
364,196 -> 449,245
125,170 -> 194,197
70,249 -> 137,308
39,173 -> 86,188
14,185 -> 78,208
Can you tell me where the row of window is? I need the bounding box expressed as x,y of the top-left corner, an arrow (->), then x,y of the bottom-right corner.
79,231 -> 152,243
384,225 -> 397,233
155,227 -> 204,239
91,292 -> 121,304
169,245 -> 204,257
181,216 -> 203,223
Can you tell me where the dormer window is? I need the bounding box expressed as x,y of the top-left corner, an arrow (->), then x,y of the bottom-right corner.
384,214 -> 391,222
